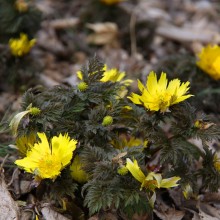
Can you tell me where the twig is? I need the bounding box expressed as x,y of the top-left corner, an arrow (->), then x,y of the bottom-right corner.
7,168 -> 19,187
0,154 -> 9,172
130,6 -> 137,57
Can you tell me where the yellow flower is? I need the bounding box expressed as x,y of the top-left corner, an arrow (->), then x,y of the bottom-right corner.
100,0 -> 126,5
100,65 -> 133,86
15,0 -> 28,12
128,71 -> 193,112
9,33 -> 36,57
126,158 -> 180,191
70,155 -> 88,183
197,45 -> 220,80
15,133 -> 77,180
112,134 -> 147,149
77,65 -> 132,85
16,133 -> 36,156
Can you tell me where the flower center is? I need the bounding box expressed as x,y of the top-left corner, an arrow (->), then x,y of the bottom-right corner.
158,92 -> 172,111
37,154 -> 62,179
143,179 -> 158,191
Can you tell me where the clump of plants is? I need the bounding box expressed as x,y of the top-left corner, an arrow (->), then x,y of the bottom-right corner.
10,56 -> 220,219
0,0 -> 42,91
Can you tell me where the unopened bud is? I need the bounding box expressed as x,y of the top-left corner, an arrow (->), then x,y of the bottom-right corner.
102,116 -> 113,126
77,82 -> 88,91
29,107 -> 41,115
117,166 -> 128,175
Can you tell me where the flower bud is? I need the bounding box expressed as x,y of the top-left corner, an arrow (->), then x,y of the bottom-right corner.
77,82 -> 88,91
102,116 -> 113,126
194,120 -> 202,128
29,107 -> 41,115
117,166 -> 128,175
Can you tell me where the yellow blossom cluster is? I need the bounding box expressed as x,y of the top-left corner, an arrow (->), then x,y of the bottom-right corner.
196,44 -> 220,80
9,33 -> 36,57
77,64 -> 132,86
77,64 -> 133,98
128,71 -> 193,112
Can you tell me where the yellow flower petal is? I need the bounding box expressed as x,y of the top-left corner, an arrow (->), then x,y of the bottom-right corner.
52,133 -> 77,167
127,93 -> 142,104
160,176 -> 181,188
137,79 -> 145,93
146,71 -> 158,96
183,184 -> 193,199
16,133 -> 36,156
158,72 -> 168,92
77,71 -> 83,80
126,158 -> 145,183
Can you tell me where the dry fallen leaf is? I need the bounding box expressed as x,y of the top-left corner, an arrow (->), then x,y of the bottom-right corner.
154,208 -> 185,220
41,205 -> 70,220
199,202 -> 220,219
156,24 -> 220,44
86,22 -> 119,47
0,171 -> 20,219
46,17 -> 79,30
154,193 -> 185,220
198,209 -> 219,220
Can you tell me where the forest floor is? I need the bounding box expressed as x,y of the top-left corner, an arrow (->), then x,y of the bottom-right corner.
0,0 -> 220,219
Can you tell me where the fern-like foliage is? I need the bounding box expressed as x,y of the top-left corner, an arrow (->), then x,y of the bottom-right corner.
199,147 -> 220,192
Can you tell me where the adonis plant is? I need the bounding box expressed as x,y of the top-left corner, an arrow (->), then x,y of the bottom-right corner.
0,0 -> 41,91
10,57 -> 220,219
